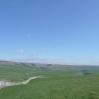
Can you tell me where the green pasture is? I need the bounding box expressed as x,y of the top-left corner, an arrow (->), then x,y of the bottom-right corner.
0,65 -> 99,99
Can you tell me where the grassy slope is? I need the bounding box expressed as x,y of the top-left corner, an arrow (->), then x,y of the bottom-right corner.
0,74 -> 99,99
0,65 -> 77,82
0,65 -> 99,99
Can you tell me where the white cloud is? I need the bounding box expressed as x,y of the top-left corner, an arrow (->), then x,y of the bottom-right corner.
42,48 -> 47,50
28,53 -> 39,59
27,34 -> 30,37
42,47 -> 51,50
23,57 -> 68,64
31,53 -> 38,57
17,49 -> 24,53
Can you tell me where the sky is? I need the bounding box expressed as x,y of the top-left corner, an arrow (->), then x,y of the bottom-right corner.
0,0 -> 99,65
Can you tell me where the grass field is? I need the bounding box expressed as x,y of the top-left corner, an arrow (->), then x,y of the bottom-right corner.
0,64 -> 99,99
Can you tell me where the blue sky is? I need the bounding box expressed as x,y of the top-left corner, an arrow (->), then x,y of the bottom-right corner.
0,0 -> 99,65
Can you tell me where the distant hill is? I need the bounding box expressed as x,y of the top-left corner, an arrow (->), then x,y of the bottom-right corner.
0,60 -> 99,73
0,60 -> 81,67
0,60 -> 53,67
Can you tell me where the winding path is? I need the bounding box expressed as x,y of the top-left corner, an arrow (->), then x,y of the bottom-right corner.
0,76 -> 42,89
